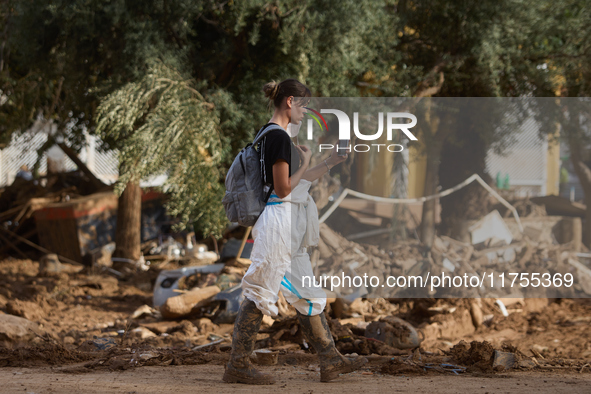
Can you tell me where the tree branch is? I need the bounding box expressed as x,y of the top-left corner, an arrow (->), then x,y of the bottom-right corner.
413,60 -> 446,98
568,131 -> 591,194
57,142 -> 107,192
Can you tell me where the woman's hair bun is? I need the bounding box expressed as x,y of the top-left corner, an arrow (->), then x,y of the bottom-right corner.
263,79 -> 311,108
263,81 -> 280,100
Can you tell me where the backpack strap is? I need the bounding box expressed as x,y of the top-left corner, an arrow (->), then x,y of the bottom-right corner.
264,187 -> 273,203
254,123 -> 284,203
252,123 -> 283,146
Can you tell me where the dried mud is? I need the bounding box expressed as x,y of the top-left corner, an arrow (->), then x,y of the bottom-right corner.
0,257 -> 589,383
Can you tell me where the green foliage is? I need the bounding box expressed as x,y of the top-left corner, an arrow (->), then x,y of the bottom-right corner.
2,0 -> 208,147
94,60 -> 228,236
516,1 -> 591,152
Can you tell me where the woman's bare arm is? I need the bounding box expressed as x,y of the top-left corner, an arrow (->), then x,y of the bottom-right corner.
302,144 -> 348,182
272,159 -> 309,198
301,160 -> 333,182
272,145 -> 312,198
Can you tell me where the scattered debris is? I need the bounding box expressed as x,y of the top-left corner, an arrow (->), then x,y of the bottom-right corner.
469,210 -> 513,247
364,316 -> 421,349
153,263 -> 224,308
77,337 -> 118,352
160,286 -> 220,319
131,304 -> 158,320
492,350 -> 516,370
209,285 -> 244,324
0,183 -> 590,383
310,216 -> 590,299
130,327 -> 157,339
38,253 -> 63,275
250,349 -> 279,365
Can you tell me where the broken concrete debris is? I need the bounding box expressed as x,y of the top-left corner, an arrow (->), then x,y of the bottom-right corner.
313,219 -> 589,299
469,210 -> 513,247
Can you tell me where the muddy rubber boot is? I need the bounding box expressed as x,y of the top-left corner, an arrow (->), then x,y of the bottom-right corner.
222,298 -> 275,385
297,311 -> 368,382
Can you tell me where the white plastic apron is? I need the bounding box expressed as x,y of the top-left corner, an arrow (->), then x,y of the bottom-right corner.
241,178 -> 326,317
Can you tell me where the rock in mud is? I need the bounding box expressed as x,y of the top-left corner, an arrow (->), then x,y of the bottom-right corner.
0,313 -> 42,343
365,317 -> 421,349
6,300 -> 46,321
131,327 -> 157,339
39,254 -> 63,275
492,350 -> 516,370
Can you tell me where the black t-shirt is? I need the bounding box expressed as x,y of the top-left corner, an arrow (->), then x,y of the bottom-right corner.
256,123 -> 301,186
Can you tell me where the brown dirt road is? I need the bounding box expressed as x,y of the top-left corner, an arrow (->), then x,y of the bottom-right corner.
2,365 -> 591,394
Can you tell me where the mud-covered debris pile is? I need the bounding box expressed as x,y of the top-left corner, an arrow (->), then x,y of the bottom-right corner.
312,221 -> 591,298
379,339 -> 588,376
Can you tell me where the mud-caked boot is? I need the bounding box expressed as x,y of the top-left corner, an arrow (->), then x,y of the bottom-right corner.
297,311 -> 368,382
222,299 -> 275,385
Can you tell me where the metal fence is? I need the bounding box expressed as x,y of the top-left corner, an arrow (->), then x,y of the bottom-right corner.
0,121 -> 119,187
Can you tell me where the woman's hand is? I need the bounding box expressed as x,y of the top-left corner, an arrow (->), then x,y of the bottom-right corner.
295,145 -> 312,167
326,143 -> 348,167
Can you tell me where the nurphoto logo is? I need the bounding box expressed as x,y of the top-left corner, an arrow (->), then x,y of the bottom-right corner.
305,107 -> 417,153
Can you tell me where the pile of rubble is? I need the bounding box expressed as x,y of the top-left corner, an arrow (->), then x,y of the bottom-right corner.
0,171 -> 102,260
313,210 -> 591,299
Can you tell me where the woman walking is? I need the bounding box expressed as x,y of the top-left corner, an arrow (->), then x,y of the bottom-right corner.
222,79 -> 367,385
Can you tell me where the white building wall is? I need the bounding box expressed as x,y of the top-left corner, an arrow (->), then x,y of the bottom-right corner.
486,116 -> 547,197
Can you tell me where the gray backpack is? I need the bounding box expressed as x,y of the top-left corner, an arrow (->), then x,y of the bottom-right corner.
222,123 -> 283,226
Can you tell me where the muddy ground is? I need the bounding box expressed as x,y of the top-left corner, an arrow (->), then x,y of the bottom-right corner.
0,258 -> 590,393
2,366 -> 590,393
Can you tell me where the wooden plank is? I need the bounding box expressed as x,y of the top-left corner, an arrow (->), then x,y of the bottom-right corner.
0,232 -> 29,259
36,217 -> 81,262
530,195 -> 586,217
0,226 -> 82,266
347,211 -> 383,226
336,198 -> 435,227
0,228 -> 37,254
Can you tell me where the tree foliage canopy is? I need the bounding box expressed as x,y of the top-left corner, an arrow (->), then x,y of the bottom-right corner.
94,60 -> 228,236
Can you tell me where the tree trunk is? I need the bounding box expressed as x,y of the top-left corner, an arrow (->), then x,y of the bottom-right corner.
420,144 -> 441,247
567,130 -> 591,248
438,111 -> 491,238
114,181 -> 142,260
585,195 -> 591,248
570,158 -> 591,247
418,106 -> 447,248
